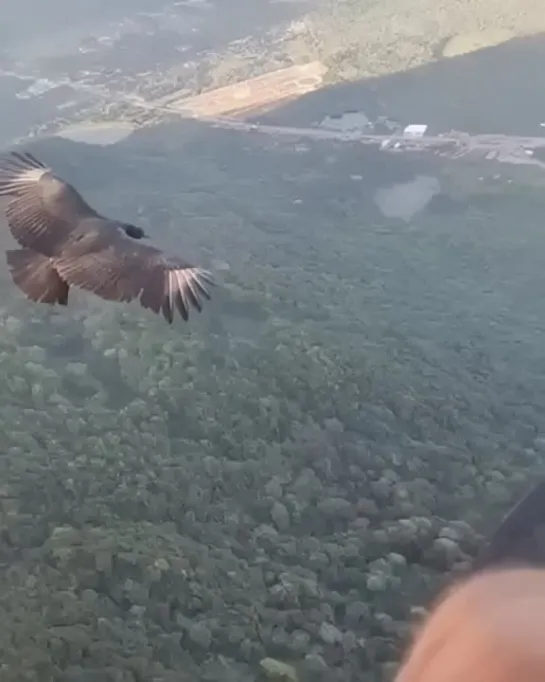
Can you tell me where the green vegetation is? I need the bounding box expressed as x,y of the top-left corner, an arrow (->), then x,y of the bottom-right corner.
0,123 -> 543,680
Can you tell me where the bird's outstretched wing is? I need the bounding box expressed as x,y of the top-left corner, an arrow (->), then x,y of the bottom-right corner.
54,233 -> 215,323
0,151 -> 100,256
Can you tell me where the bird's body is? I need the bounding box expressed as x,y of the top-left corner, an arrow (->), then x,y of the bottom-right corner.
0,151 -> 215,323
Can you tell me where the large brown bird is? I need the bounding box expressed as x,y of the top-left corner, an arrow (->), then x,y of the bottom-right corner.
0,150 -> 215,323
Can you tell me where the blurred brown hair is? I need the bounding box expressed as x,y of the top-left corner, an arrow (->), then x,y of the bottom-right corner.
396,567 -> 545,682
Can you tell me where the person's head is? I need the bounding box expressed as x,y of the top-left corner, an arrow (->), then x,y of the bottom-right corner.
396,567 -> 545,682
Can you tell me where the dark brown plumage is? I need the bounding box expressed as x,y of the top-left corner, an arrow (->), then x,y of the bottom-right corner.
0,151 -> 215,323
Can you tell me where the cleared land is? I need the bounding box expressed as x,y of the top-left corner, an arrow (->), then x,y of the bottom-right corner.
149,61 -> 328,118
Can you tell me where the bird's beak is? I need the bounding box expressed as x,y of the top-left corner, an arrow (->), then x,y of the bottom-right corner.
142,233 -> 151,239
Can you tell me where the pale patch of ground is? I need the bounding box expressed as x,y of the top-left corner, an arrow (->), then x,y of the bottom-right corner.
441,28 -> 517,57
151,61 -> 328,117
54,121 -> 136,145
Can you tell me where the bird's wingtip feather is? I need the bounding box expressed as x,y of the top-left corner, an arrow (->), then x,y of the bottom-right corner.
0,150 -> 49,196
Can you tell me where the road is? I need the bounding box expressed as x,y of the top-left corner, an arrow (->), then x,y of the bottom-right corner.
125,95 -> 545,171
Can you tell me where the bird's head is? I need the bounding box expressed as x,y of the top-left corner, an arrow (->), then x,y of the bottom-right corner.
122,223 -> 149,240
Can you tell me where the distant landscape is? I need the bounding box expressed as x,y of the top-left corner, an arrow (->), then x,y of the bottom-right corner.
1,3 -> 545,682
2,0 -> 545,148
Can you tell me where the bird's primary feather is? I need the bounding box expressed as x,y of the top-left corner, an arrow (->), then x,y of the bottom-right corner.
0,151 -> 100,256
0,151 -> 216,323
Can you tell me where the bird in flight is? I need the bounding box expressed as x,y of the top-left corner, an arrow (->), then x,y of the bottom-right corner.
0,150 -> 215,324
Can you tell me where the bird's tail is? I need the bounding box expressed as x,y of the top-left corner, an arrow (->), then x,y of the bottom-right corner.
0,151 -> 48,197
6,248 -> 69,305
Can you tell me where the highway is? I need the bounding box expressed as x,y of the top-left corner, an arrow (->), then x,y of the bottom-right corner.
126,95 -> 545,171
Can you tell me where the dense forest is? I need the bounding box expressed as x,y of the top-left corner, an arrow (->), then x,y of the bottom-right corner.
0,117 -> 543,680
